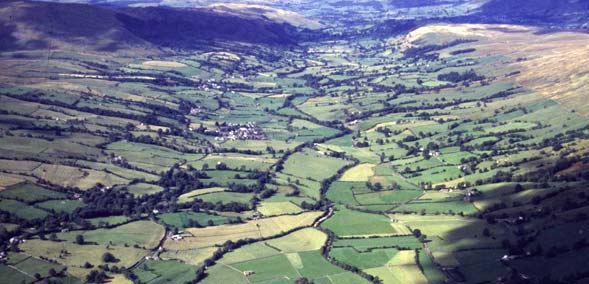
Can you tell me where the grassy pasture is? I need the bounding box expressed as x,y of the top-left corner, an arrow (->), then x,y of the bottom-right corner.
107,141 -> 204,172
322,207 -> 398,236
32,163 -> 129,190
125,182 -> 164,197
333,236 -> 422,251
0,199 -> 49,220
362,250 -> 428,284
355,190 -> 422,205
198,191 -> 254,205
20,239 -> 147,279
257,201 -> 303,216
87,215 -> 130,227
326,181 -> 362,205
36,199 -> 85,214
0,183 -> 66,202
282,149 -> 352,181
331,247 -> 399,269
393,200 -> 478,215
206,227 -> 367,284
158,211 -> 234,228
133,260 -> 197,284
59,220 -> 165,248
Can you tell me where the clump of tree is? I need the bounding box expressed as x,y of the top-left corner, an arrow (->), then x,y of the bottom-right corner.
437,69 -> 485,83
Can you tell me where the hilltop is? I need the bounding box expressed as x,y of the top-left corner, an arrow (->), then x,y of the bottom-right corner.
0,0 -> 312,52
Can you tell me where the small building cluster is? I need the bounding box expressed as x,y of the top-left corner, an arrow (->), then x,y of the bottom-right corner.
212,122 -> 265,141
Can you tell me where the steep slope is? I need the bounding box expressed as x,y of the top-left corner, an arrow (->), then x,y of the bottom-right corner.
403,23 -> 589,115
0,0 -> 305,52
474,0 -> 589,27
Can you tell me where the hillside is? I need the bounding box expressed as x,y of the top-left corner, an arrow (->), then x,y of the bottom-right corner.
403,23 -> 589,115
0,0 -> 306,52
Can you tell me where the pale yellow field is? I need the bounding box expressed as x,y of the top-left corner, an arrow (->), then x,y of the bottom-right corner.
142,60 -> 187,68
265,227 -> 327,253
340,163 -> 375,182
363,250 -> 428,284
257,201 -> 303,216
32,163 -> 128,190
390,223 -> 412,235
0,173 -> 28,190
177,187 -> 226,203
164,211 -> 322,250
160,247 -> 218,266
20,240 -> 147,279
0,159 -> 42,172
216,228 -> 326,267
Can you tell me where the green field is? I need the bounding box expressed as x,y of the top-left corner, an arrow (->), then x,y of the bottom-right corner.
158,211 -> 234,228
322,206 -> 400,236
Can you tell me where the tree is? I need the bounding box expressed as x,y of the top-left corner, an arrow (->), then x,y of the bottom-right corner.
482,227 -> 491,237
413,229 -> 422,238
295,277 -> 314,284
48,268 -> 57,277
102,252 -> 117,263
75,234 -> 85,245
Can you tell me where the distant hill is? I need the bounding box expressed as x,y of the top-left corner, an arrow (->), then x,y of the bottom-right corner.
474,0 -> 589,28
0,0 -> 309,52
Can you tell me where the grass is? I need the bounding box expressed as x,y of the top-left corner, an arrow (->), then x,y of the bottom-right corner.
157,211 -> 233,228
126,183 -> 164,197
257,201 -> 303,216
333,236 -> 422,251
87,215 -> 130,227
326,181 -> 361,205
266,228 -> 327,253
20,239 -> 147,279
0,183 -> 66,202
233,254 -> 299,282
160,247 -> 218,266
281,149 -> 351,181
363,250 -> 428,284
204,228 -> 366,284
212,230 -> 367,283
0,199 -> 49,220
133,260 -> 197,284
454,249 -> 509,283
198,191 -> 254,205
0,265 -> 34,284
36,199 -> 85,214
331,247 -> 399,269
322,206 -> 398,236
59,220 -> 165,248
355,190 -> 422,205
200,264 -> 248,284
393,200 -> 479,215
